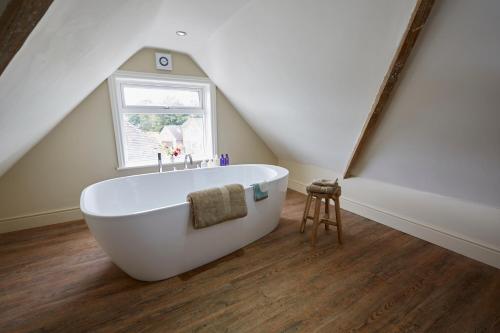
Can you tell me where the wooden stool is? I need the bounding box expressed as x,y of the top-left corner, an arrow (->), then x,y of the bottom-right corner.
300,186 -> 342,245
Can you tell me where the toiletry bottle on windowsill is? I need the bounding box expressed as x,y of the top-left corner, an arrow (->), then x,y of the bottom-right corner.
220,154 -> 226,166
225,154 -> 230,166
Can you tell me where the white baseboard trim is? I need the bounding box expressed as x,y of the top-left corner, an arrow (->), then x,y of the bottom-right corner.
287,179 -> 309,194
287,178 -> 500,269
0,207 -> 83,234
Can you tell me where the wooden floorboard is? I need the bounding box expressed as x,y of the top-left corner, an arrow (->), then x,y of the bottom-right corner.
0,190 -> 499,332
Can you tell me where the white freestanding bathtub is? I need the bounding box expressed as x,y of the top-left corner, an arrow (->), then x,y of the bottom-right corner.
80,164 -> 288,281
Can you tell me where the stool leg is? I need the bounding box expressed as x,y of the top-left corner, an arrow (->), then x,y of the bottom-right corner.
300,193 -> 312,233
334,195 -> 343,244
311,197 -> 322,245
324,197 -> 330,231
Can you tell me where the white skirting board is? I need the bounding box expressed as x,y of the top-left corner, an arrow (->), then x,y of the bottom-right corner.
288,178 -> 500,269
0,207 -> 83,233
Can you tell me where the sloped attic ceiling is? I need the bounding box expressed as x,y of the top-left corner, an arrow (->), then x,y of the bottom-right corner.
0,0 -> 250,176
0,0 -> 416,176
192,0 -> 416,173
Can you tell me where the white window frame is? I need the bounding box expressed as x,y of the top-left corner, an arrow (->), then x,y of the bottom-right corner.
108,70 -> 217,169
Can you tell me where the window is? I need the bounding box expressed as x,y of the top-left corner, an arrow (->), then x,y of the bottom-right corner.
108,71 -> 217,169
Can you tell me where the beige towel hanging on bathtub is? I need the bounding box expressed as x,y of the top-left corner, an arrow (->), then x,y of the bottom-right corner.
187,184 -> 248,229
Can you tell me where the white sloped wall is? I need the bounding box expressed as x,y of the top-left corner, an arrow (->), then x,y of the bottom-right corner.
352,0 -> 500,208
194,0 -> 416,173
276,0 -> 500,267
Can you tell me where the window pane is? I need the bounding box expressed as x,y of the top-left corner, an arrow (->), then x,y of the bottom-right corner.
123,114 -> 206,166
122,85 -> 201,108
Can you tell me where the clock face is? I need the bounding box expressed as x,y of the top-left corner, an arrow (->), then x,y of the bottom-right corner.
159,56 -> 169,66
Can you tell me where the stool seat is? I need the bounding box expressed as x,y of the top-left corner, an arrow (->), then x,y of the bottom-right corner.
306,184 -> 338,195
301,184 -> 342,245
312,178 -> 338,187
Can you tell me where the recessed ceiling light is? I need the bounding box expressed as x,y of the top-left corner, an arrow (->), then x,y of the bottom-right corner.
176,31 -> 187,37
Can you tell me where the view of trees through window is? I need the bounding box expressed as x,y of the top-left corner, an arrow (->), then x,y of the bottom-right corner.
123,113 -> 205,166
127,114 -> 189,132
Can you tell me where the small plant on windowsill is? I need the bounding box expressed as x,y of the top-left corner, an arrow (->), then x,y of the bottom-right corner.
162,145 -> 183,163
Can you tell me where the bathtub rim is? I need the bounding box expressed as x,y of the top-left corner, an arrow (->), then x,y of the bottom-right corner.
80,164 -> 288,219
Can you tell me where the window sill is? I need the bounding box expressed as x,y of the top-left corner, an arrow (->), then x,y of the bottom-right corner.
116,159 -> 207,171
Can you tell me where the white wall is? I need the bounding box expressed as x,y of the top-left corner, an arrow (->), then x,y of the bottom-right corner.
353,0 -> 500,208
0,48 -> 276,232
279,0 -> 500,268
194,0 -> 416,173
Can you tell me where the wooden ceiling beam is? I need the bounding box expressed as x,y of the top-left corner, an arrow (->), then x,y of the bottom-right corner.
343,0 -> 435,178
0,0 -> 53,76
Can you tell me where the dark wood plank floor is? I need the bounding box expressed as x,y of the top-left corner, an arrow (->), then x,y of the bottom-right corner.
0,190 -> 499,332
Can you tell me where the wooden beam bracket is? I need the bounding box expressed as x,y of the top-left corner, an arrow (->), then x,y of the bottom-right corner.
343,0 -> 436,178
